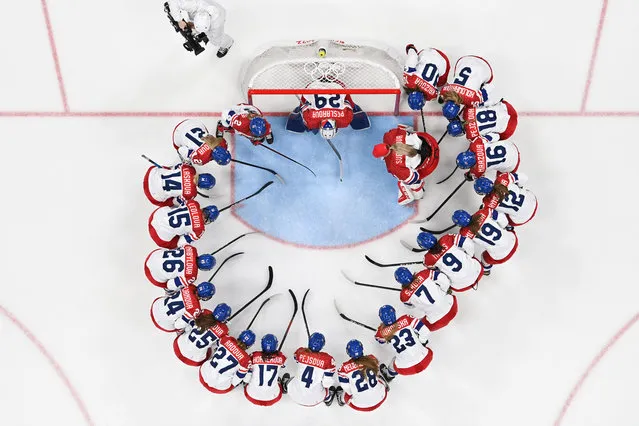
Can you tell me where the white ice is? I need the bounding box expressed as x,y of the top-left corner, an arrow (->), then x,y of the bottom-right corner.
1,0 -> 638,425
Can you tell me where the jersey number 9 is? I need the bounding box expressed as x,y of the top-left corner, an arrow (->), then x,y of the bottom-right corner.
442,253 -> 463,272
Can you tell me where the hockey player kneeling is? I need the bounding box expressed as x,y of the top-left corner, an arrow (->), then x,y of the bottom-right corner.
150,281 -> 214,333
144,244 -> 215,289
173,119 -> 231,167
475,174 -> 538,227
372,125 -> 440,205
417,232 -> 483,292
457,136 -> 520,181
375,305 -> 433,380
440,55 -> 497,120
453,209 -> 518,276
173,303 -> 231,366
148,199 -> 219,249
337,340 -> 388,412
447,99 -> 518,143
243,334 -> 287,406
199,330 -> 256,394
217,104 -> 274,145
286,92 -> 370,139
280,333 -> 337,407
403,44 -> 450,103
143,162 -> 215,207
395,267 -> 459,331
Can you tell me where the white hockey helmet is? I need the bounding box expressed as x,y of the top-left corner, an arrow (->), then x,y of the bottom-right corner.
173,119 -> 209,147
193,11 -> 211,33
320,119 -> 337,140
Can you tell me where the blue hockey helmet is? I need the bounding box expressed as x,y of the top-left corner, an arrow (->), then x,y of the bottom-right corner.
197,173 -> 216,190
249,117 -> 267,137
452,209 -> 472,227
212,303 -> 231,322
202,205 -> 219,223
408,91 -> 426,111
417,232 -> 437,250
308,332 -> 326,352
447,120 -> 465,137
442,100 -> 461,120
394,267 -> 414,286
456,151 -> 477,169
196,281 -> 215,300
196,254 -> 216,271
378,305 -> 397,326
261,333 -> 278,353
346,339 -> 364,359
474,177 -> 494,195
212,146 -> 231,166
238,330 -> 256,347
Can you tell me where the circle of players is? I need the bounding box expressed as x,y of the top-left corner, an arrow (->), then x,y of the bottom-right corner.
142,44 -> 539,411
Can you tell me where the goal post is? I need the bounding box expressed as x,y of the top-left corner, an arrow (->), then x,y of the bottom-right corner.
240,39 -> 405,115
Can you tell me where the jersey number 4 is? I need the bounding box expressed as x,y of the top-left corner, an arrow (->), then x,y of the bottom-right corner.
161,170 -> 182,192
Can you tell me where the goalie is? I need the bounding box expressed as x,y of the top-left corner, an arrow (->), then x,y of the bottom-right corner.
285,90 -> 370,140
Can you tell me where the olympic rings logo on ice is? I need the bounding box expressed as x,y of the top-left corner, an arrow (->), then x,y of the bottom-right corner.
303,61 -> 346,82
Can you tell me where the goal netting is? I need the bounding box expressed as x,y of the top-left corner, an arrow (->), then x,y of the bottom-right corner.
240,39 -> 405,115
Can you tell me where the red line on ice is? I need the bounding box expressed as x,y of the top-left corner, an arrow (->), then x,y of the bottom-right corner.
0,305 -> 95,426
554,311 -> 639,426
40,0 -> 69,112
581,0 -> 609,112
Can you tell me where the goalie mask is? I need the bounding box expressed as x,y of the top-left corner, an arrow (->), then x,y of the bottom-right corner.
320,119 -> 337,140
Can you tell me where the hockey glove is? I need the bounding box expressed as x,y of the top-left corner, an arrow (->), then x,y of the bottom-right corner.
265,133 -> 274,144
215,121 -> 225,138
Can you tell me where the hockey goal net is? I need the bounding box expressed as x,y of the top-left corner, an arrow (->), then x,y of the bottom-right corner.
240,39 -> 405,115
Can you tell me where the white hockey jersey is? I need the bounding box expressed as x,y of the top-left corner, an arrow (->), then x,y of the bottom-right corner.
400,268 -> 457,330
143,163 -> 199,207
423,234 -> 483,292
462,100 -> 518,142
150,284 -> 204,332
148,200 -> 206,249
338,355 -> 387,412
144,245 -> 201,289
375,315 -> 433,375
461,207 -> 518,264
287,348 -> 336,407
243,351 -> 287,406
441,55 -> 494,106
173,314 -> 228,366
483,172 -> 538,226
199,335 -> 251,394
403,47 -> 450,100
466,137 -> 520,180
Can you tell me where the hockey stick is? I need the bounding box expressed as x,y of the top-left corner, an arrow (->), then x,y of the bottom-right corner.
410,178 -> 468,223
210,232 -> 260,256
207,252 -> 244,282
333,300 -> 376,332
231,159 -> 286,185
228,266 -> 274,321
436,165 -> 459,185
141,154 -> 164,168
400,240 -> 425,253
341,271 -> 401,292
259,144 -> 317,177
301,289 -> 311,339
245,293 -> 279,329
420,108 -> 426,132
364,254 -> 422,268
437,130 -> 448,145
218,181 -> 273,213
277,289 -> 299,351
325,139 -> 344,182
420,224 -> 457,234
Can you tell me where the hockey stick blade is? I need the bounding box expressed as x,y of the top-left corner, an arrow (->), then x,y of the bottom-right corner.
333,299 -> 376,332
341,270 -> 402,292
301,289 -> 311,339
207,252 -> 244,282
436,165 -> 459,185
228,266 -> 274,321
400,240 -> 425,253
259,144 -> 317,177
325,139 -> 343,182
364,254 -> 422,268
219,181 -> 273,213
231,158 -> 286,185
278,289 -> 299,351
210,231 -> 260,256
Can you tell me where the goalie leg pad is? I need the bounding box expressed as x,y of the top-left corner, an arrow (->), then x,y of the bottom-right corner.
350,104 -> 370,130
410,180 -> 425,200
398,181 -> 416,206
285,111 -> 308,133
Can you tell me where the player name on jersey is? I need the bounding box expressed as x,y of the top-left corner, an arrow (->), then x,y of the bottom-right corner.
376,316 -> 411,339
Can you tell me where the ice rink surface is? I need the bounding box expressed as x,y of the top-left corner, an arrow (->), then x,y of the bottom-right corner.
1,0 -> 638,425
